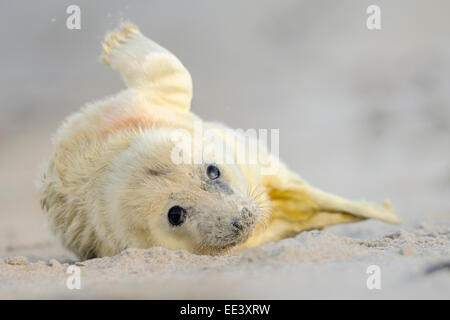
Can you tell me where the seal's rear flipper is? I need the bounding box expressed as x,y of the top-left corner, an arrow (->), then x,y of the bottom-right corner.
246,179 -> 402,247
243,178 -> 400,249
301,184 -> 402,225
101,22 -> 193,111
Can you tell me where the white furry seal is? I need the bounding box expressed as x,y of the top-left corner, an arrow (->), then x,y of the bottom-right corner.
39,23 -> 400,259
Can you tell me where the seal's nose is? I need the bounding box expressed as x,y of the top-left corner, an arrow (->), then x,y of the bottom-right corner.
230,218 -> 244,233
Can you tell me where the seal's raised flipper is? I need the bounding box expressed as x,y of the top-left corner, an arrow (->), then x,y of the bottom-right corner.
101,22 -> 193,111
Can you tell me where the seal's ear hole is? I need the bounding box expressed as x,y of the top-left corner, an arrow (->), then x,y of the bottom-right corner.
206,165 -> 220,180
168,205 -> 187,226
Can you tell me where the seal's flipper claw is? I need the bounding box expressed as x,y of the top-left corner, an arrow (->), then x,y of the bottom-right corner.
101,22 -> 140,67
101,22 -> 193,111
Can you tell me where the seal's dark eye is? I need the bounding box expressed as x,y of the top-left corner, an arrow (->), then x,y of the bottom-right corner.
168,206 -> 186,226
206,165 -> 220,180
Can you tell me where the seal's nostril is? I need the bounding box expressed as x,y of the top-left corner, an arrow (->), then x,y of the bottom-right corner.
231,219 -> 244,232
241,207 -> 252,218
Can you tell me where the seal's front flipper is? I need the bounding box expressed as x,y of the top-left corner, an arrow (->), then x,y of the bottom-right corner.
101,22 -> 193,111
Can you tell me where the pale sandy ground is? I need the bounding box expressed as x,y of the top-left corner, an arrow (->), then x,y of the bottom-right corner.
1,1 -> 449,299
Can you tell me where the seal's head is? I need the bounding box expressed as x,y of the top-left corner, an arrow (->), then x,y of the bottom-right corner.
104,128 -> 267,255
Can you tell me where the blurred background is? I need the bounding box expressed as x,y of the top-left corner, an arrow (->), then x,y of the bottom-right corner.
0,0 -> 449,260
